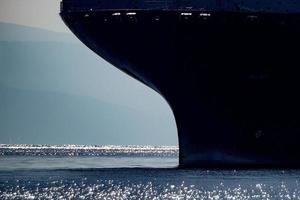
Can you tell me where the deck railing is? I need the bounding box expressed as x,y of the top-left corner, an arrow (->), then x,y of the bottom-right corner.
61,0 -> 180,11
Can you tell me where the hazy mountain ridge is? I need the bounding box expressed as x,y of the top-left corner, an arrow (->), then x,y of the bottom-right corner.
0,84 -> 172,145
0,40 -> 172,117
0,23 -> 177,145
0,22 -> 78,43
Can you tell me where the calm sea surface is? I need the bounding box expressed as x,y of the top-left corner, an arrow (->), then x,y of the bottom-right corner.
1,144 -> 300,199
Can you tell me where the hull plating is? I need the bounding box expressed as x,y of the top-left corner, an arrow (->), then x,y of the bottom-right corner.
61,10 -> 300,167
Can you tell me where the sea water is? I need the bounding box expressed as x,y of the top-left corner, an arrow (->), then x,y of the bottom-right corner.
1,144 -> 300,199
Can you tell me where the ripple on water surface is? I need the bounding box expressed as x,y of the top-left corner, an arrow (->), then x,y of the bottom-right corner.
1,169 -> 300,199
1,145 -> 300,199
0,144 -> 178,157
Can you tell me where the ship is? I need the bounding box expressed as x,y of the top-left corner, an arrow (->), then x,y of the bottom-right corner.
60,0 -> 300,168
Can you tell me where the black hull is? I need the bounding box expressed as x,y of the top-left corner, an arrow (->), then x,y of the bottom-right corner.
61,10 -> 300,167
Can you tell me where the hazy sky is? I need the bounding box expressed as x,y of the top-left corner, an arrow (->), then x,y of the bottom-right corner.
0,0 -> 68,32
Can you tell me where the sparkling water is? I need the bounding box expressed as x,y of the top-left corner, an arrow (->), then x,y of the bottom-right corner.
1,144 -> 300,199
